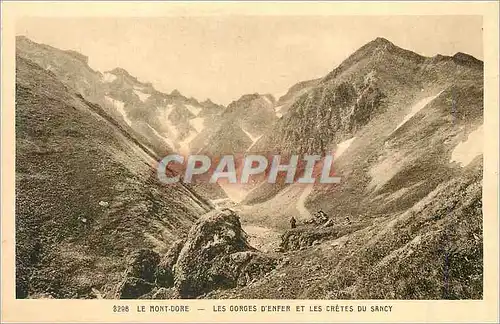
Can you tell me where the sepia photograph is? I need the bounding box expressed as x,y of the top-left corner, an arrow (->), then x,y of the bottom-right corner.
13,14 -> 486,300
1,1 -> 499,323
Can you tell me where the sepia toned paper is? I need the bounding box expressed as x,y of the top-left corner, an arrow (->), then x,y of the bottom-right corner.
1,1 -> 499,323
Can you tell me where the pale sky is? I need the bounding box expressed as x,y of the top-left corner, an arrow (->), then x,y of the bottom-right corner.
17,16 -> 482,105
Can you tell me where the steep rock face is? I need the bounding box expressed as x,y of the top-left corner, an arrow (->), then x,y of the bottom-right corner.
204,38 -> 483,300
256,37 -> 482,154
224,93 -> 277,136
305,82 -> 483,226
274,78 -> 321,118
271,79 -> 384,154
248,37 -> 483,205
98,65 -> 221,155
172,209 -> 277,298
190,93 -> 276,155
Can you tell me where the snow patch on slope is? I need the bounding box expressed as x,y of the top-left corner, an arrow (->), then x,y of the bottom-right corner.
394,90 -> 444,132
241,127 -> 260,143
184,104 -> 202,116
133,90 -> 151,102
105,96 -> 131,126
158,104 -> 179,138
102,72 -> 117,83
246,135 -> 263,152
189,117 -> 205,133
368,151 -> 408,191
450,125 -> 483,166
335,137 -> 356,159
368,91 -> 444,191
179,130 -> 198,155
296,137 -> 356,218
46,64 -> 56,73
263,96 -> 273,106
147,124 -> 176,149
241,127 -> 263,152
275,104 -> 285,118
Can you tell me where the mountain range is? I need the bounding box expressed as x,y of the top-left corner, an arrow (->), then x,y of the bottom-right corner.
15,35 -> 483,299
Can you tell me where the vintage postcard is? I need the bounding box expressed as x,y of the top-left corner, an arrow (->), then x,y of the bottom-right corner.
1,1 -> 499,323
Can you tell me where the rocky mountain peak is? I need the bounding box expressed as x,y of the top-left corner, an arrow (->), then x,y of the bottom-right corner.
108,67 -> 136,80
170,89 -> 183,97
16,35 -> 32,44
360,37 -> 424,62
202,98 -> 216,106
63,50 -> 89,64
235,93 -> 263,103
452,52 -> 483,68
322,37 -> 424,83
369,36 -> 395,47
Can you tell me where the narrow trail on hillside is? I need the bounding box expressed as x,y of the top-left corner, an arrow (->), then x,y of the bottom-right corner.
296,184 -> 314,219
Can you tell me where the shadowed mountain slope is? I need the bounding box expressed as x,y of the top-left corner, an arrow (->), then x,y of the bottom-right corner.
15,56 -> 213,298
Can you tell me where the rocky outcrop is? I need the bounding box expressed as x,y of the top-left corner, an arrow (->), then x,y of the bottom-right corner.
172,209 -> 277,298
117,277 -> 156,299
116,248 -> 161,299
116,209 -> 277,299
155,239 -> 185,288
280,224 -> 365,251
125,249 -> 161,282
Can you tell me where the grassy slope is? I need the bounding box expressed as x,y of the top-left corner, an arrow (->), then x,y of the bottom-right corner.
15,56 -> 211,299
208,158 -> 482,299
